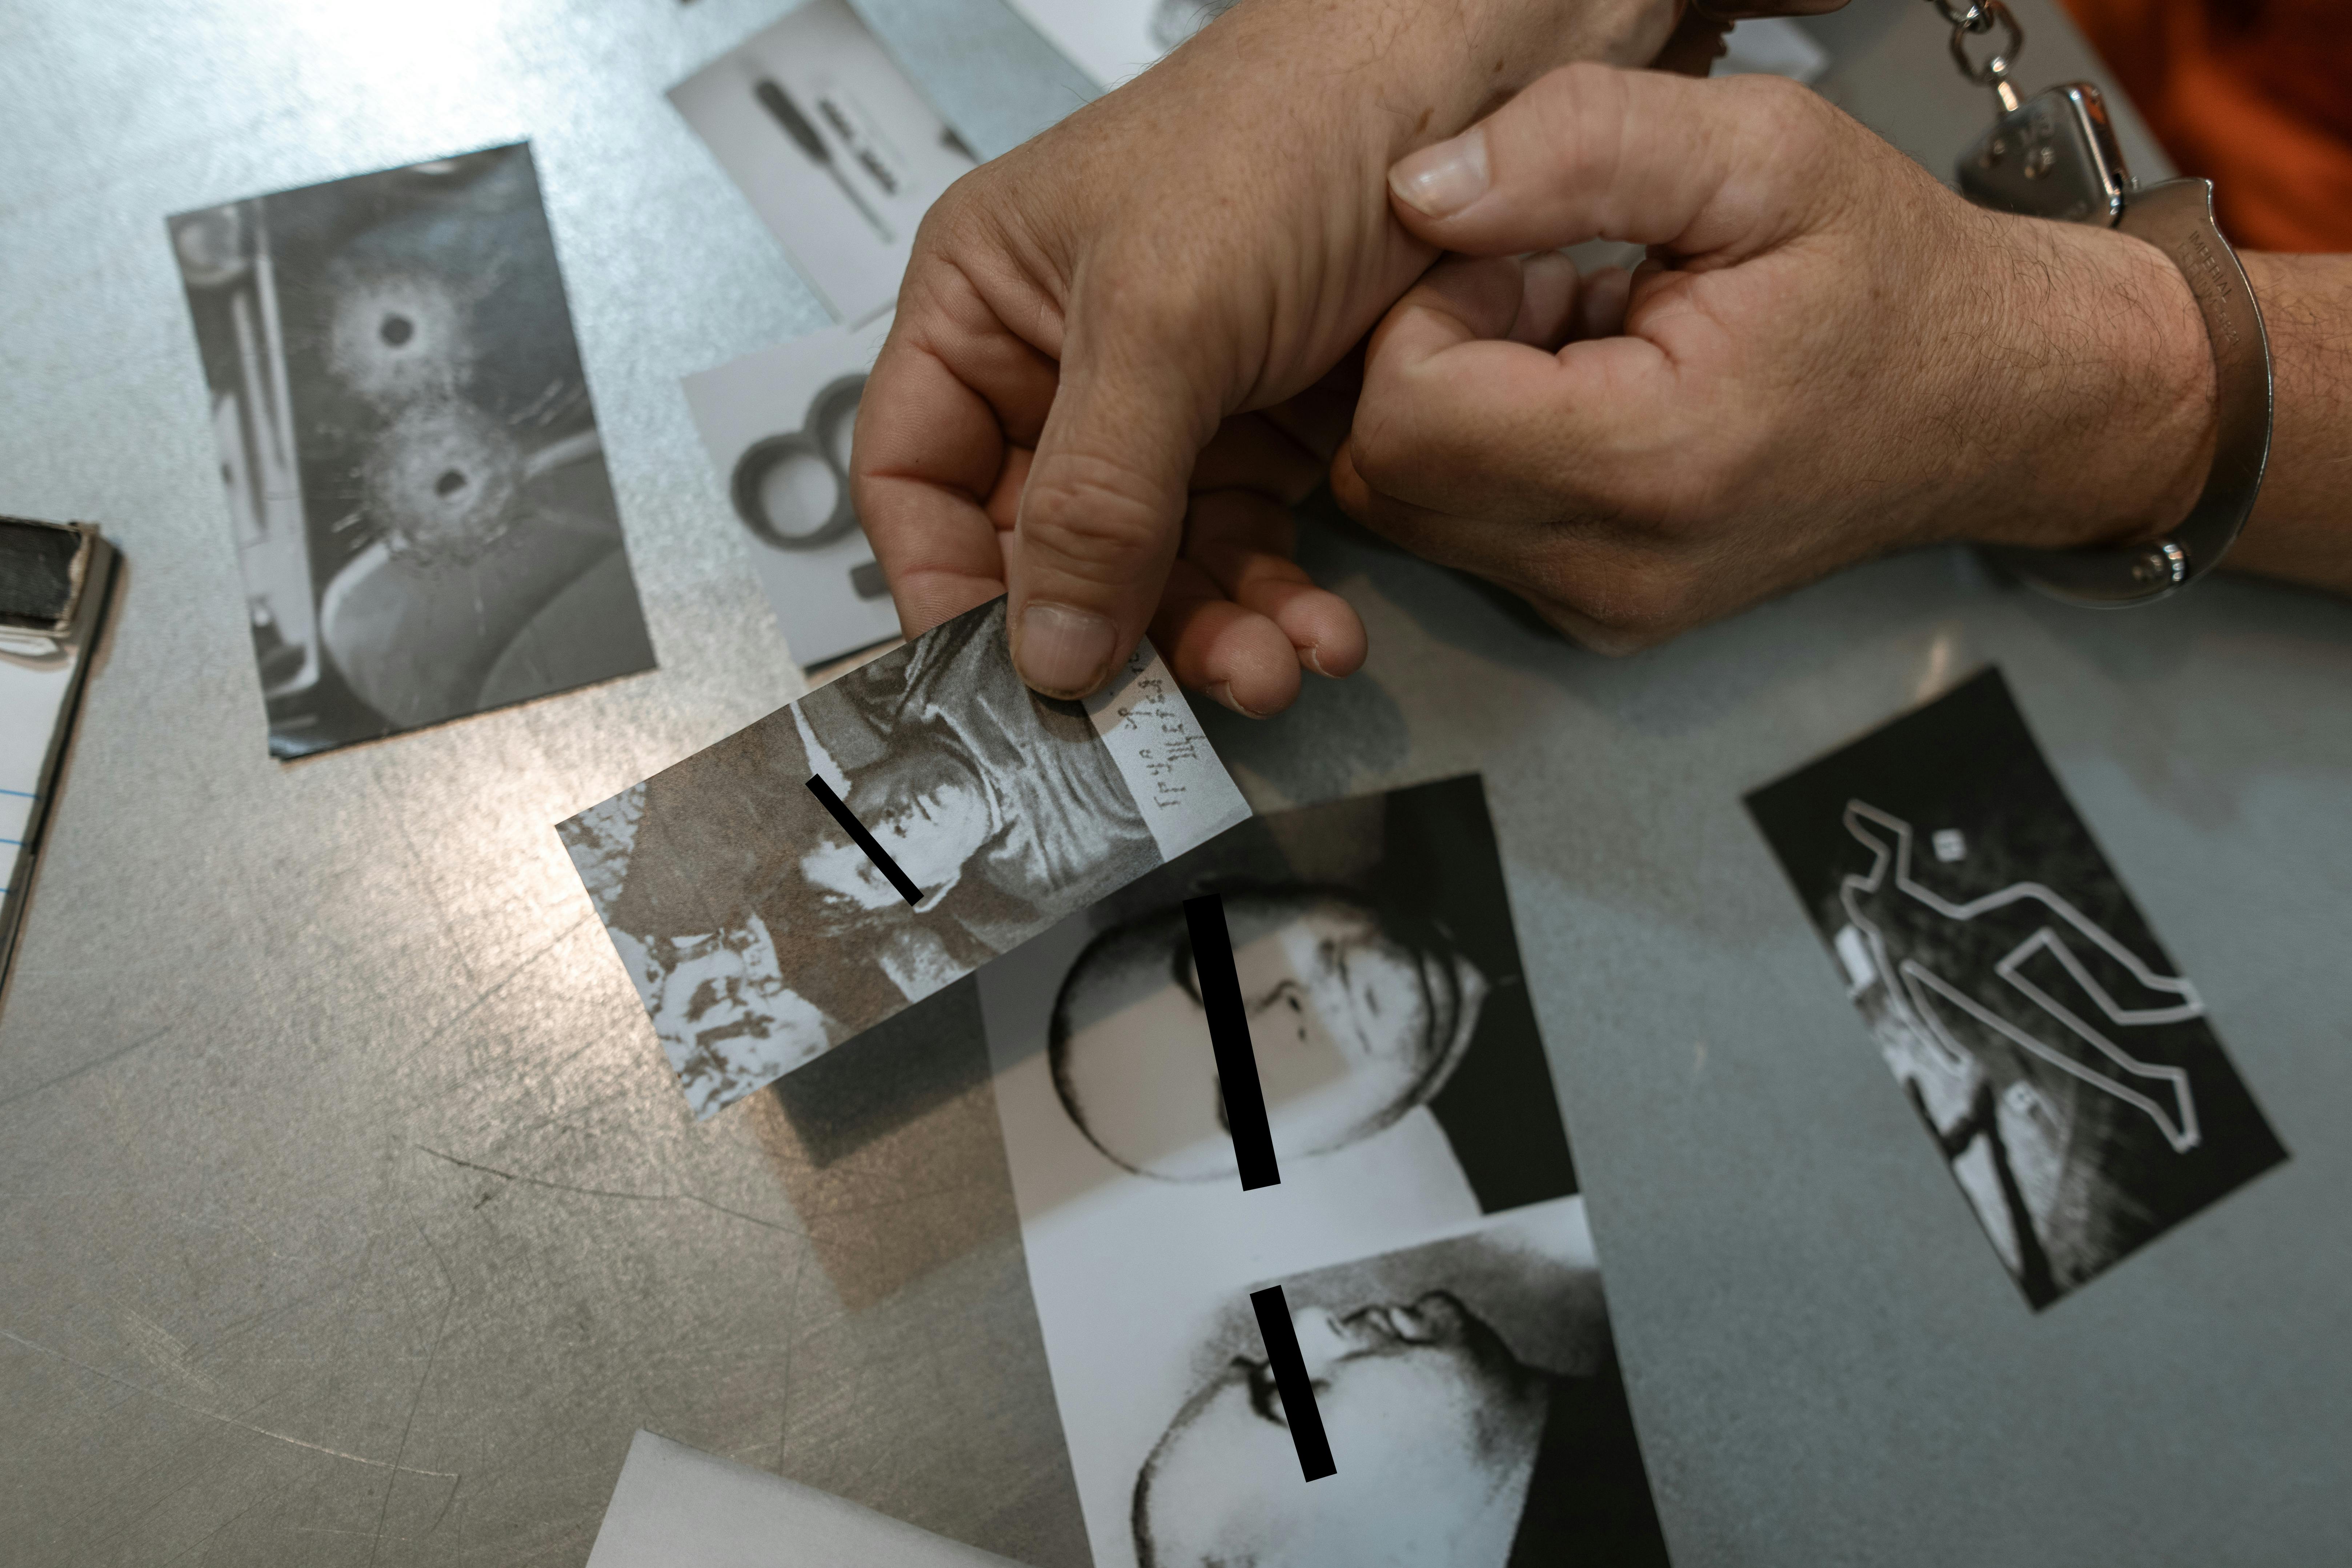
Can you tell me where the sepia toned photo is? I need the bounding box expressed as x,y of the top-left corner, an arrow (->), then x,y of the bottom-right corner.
562,597 -> 1247,1117
1747,668 -> 2287,1308
168,143 -> 655,758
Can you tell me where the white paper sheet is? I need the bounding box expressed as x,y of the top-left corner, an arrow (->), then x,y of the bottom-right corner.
585,1430 -> 1026,1568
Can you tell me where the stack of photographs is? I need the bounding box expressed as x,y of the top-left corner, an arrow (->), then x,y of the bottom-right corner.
981,777 -> 1671,1567
670,0 -> 980,667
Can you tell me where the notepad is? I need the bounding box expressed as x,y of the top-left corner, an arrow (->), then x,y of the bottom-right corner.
0,517 -> 119,990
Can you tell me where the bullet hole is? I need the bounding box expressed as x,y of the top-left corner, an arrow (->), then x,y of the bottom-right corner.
434,468 -> 468,497
380,313 -> 415,347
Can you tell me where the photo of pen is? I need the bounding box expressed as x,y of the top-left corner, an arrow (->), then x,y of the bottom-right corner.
752,77 -> 895,244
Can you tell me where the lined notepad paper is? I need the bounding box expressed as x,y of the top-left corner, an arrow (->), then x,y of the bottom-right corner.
0,522 -> 117,985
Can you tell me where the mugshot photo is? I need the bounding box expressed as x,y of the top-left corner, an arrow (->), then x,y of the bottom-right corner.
1748,669 -> 2287,1308
1137,1204 -> 1670,1568
987,773 -> 1578,1216
981,777 -> 1592,1567
168,143 -> 655,757
562,596 -> 1243,1118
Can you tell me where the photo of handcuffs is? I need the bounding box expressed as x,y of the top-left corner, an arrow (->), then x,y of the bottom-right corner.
728,372 -> 891,600
1931,0 -> 2274,606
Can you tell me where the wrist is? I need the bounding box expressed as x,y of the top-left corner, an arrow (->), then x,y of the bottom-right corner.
1964,214 -> 2217,554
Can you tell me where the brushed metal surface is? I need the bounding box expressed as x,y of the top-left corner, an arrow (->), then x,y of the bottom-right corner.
3,2 -> 2349,1566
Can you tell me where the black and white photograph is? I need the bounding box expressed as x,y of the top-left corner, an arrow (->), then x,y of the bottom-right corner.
681,312 -> 898,667
561,596 -> 1247,1118
981,777 -> 1588,1567
669,0 -> 978,324
1137,1214 -> 1671,1568
1746,668 -> 2287,1308
168,143 -> 656,758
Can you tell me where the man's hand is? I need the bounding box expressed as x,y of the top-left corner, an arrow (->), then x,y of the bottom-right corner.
851,0 -> 1694,712
1337,64 -> 2220,650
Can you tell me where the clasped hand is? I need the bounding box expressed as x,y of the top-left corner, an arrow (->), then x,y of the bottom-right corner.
853,16 -> 2213,711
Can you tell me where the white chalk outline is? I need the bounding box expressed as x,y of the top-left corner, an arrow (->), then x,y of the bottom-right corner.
1838,801 -> 2203,1152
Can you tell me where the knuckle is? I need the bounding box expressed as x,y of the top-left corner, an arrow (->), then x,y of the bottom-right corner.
1564,558 -> 1701,649
1019,453 -> 1171,574
1343,401 -> 1436,498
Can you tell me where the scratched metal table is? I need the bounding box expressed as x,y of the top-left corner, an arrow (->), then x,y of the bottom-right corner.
2,1 -> 2346,1564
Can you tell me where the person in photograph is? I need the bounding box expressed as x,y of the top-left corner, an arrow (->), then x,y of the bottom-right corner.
574,599 -> 1162,1094
1133,1289 -> 1668,1568
794,597 -> 1159,955
1045,784 -> 1577,1211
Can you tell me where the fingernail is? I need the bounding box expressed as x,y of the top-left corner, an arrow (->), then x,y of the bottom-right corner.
1302,644 -> 1330,677
1206,681 -> 1265,718
1389,127 -> 1490,219
1016,602 -> 1119,698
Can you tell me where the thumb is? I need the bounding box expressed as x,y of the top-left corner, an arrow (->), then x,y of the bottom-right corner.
1009,316 -> 1217,700
1384,62 -> 1838,265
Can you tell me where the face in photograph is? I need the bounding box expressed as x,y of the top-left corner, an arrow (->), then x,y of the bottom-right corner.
1049,889 -> 1488,1180
800,745 -> 998,917
1134,1292 -> 1549,1568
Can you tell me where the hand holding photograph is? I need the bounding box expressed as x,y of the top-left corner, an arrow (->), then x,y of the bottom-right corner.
1746,669 -> 2287,1308
561,597 -> 1247,1117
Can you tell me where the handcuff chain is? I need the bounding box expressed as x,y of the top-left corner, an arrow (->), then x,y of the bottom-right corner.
1926,0 -> 2024,107
1927,0 -> 2021,80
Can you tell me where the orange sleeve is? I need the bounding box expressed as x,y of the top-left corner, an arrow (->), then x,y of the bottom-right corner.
2062,0 -> 2352,252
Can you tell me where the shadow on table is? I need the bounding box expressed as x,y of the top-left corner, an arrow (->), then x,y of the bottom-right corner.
746,977 -> 1020,1310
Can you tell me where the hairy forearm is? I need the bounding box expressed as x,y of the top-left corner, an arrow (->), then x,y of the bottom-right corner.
2227,253 -> 2352,596
1972,232 -> 2352,602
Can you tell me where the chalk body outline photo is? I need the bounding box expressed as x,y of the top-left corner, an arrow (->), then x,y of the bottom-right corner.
1747,667 -> 2287,1308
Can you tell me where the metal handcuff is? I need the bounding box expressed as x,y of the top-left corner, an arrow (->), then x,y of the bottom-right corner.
1927,0 -> 2273,605
1690,0 -> 2272,604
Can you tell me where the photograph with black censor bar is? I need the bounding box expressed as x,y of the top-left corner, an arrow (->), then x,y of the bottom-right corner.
560,596 -> 1248,1119
979,778 -> 1665,1568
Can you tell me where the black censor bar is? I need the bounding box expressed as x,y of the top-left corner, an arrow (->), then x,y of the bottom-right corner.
1183,893 -> 1280,1191
805,774 -> 923,907
1250,1285 -> 1337,1481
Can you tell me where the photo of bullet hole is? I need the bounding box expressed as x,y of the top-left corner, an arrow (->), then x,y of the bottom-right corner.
361,398 -> 524,564
322,262 -> 472,406
169,143 -> 655,756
